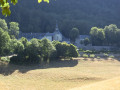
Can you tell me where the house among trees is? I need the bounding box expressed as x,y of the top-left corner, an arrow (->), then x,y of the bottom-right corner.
19,22 -> 67,42
75,35 -> 91,47
19,22 -> 90,45
43,23 -> 62,41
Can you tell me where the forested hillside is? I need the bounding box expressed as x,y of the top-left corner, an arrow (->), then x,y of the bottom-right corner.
1,0 -> 120,37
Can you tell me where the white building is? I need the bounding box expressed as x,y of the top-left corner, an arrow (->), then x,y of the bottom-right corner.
19,22 -> 63,42
44,23 -> 62,41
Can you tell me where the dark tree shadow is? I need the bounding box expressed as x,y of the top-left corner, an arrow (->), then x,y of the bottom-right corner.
0,60 -> 78,76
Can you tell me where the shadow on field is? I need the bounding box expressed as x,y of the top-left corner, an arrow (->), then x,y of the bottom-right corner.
0,60 -> 78,76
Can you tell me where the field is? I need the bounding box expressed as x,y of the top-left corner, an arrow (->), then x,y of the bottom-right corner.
0,58 -> 120,90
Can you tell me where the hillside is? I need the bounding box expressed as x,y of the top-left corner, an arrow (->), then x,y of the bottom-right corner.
1,0 -> 120,37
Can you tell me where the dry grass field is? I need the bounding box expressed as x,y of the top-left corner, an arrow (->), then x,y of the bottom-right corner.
0,58 -> 120,90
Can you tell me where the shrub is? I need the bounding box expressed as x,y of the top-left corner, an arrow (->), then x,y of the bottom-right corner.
90,54 -> 95,58
83,54 -> 88,58
97,56 -> 100,59
84,38 -> 90,46
109,55 -> 114,58
10,56 -> 19,64
1,57 -> 10,62
84,50 -> 92,54
79,48 -> 83,51
55,42 -> 79,58
104,53 -> 109,57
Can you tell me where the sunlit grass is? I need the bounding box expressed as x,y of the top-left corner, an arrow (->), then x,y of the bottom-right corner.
0,58 -> 120,90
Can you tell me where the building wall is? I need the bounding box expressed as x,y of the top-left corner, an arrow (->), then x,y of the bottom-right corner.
53,34 -> 62,41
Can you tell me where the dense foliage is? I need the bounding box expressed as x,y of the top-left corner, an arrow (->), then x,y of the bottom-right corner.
70,28 -> 79,43
10,39 -> 79,65
1,0 -> 119,38
0,28 -> 10,56
0,18 -> 79,65
90,24 -> 120,46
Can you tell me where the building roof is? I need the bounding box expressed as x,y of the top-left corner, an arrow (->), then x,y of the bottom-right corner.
53,23 -> 62,35
19,32 -> 45,39
44,32 -> 54,36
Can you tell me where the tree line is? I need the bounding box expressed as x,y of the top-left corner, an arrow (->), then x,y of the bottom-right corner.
90,24 -> 120,46
0,18 -> 79,65
1,0 -> 120,38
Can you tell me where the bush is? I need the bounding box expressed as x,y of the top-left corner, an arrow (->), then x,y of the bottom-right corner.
10,56 -> 19,64
109,55 -> 114,58
83,54 -> 88,58
79,48 -> 83,51
97,56 -> 100,59
104,53 -> 109,57
10,55 -> 42,65
90,54 -> 95,58
55,42 -> 79,58
1,57 -> 10,62
84,50 -> 93,54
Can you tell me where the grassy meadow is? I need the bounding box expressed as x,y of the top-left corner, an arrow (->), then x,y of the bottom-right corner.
0,58 -> 120,90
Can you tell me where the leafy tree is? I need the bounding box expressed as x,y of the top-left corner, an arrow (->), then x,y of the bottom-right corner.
104,24 -> 118,45
55,42 -> 79,58
90,27 -> 105,46
10,38 -> 41,65
41,38 -> 56,62
9,22 -> 19,38
0,28 -> 10,56
70,28 -> 79,43
116,30 -> 120,47
68,44 -> 79,57
0,18 -> 8,31
55,42 -> 68,58
84,38 -> 90,46
10,38 -> 56,65
8,39 -> 24,54
19,37 -> 28,48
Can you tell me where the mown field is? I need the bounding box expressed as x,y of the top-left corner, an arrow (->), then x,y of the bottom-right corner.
0,58 -> 120,90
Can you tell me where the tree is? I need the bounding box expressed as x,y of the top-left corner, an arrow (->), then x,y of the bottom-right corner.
84,38 -> 90,46
10,38 -> 41,65
55,42 -> 79,58
19,37 -> 28,48
0,28 -> 10,56
41,38 -> 56,62
9,39 -> 24,54
0,0 -> 49,16
0,18 -> 8,31
56,42 -> 69,58
104,24 -> 118,45
90,27 -> 105,46
9,22 -> 19,38
70,28 -> 79,43
68,44 -> 79,57
10,38 -> 56,65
